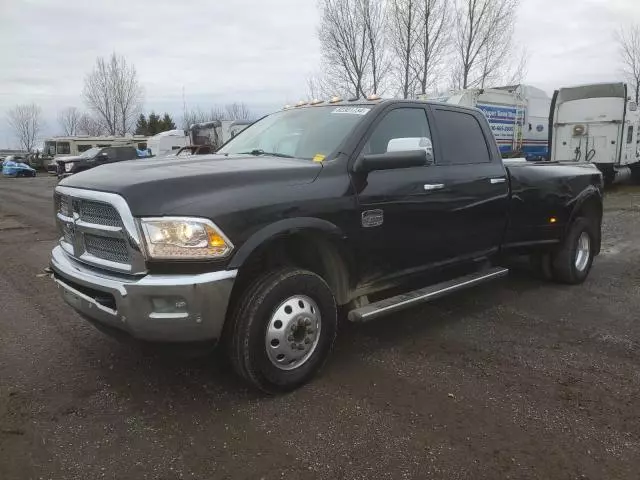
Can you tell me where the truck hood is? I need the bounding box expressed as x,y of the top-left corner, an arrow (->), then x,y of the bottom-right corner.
59,154 -> 323,216
56,155 -> 85,163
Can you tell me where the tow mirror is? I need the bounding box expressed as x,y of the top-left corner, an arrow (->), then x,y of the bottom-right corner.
387,137 -> 434,164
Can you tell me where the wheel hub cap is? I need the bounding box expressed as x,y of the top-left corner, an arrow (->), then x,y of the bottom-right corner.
265,295 -> 321,370
575,231 -> 591,272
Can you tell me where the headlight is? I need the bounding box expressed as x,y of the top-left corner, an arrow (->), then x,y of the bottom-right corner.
139,217 -> 233,259
64,162 -> 74,172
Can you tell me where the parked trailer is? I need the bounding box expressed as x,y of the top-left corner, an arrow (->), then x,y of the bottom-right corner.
549,82 -> 640,184
420,84 -> 551,160
146,129 -> 189,157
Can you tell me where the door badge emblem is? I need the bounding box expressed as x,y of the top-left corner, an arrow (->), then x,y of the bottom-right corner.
362,209 -> 384,228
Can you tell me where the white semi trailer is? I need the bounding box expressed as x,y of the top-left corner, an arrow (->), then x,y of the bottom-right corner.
549,82 -> 640,184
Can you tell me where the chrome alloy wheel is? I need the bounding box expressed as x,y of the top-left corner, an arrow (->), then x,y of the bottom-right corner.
574,231 -> 591,272
265,295 -> 322,370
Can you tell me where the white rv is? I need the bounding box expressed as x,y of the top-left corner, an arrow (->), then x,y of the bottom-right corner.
146,129 -> 188,157
43,135 -> 149,157
421,85 -> 551,160
549,82 -> 640,184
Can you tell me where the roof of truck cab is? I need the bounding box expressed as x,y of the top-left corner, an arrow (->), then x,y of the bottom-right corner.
289,98 -> 477,110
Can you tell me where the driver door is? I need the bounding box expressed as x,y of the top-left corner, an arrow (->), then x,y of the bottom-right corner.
350,105 -> 448,282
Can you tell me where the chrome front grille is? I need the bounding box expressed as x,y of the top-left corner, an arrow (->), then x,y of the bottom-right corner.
77,200 -> 121,227
54,187 -> 146,274
84,234 -> 130,263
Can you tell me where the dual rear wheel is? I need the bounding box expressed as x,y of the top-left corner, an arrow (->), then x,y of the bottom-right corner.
531,217 -> 597,284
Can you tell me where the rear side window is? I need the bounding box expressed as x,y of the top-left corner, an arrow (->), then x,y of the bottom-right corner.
434,109 -> 491,165
119,148 -> 137,160
627,125 -> 633,144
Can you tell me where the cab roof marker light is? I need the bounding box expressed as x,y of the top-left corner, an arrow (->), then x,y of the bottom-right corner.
283,104 -> 291,110
329,96 -> 342,103
367,93 -> 381,101
296,100 -> 308,107
310,99 -> 324,105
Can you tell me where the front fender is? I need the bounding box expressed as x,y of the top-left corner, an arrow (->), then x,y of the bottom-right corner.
227,217 -> 344,269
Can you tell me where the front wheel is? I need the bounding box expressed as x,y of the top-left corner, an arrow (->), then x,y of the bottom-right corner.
226,268 -> 337,393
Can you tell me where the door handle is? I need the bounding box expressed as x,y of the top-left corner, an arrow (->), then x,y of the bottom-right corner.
489,177 -> 506,184
423,183 -> 445,191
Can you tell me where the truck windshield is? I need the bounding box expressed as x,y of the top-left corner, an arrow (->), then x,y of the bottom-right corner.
217,105 -> 372,160
79,147 -> 101,158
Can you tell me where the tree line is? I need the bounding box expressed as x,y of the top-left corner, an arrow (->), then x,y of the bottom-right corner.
5,53 -> 254,151
5,16 -> 640,151
312,0 -> 526,99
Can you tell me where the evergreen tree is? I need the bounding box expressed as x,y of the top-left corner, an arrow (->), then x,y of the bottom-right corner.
148,112 -> 161,135
135,114 -> 148,135
161,113 -> 177,131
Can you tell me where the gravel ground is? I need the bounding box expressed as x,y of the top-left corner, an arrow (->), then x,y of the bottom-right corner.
1,175 -> 640,479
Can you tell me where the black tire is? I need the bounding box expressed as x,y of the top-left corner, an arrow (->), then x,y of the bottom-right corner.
551,217 -> 596,284
226,268 -> 337,393
529,251 -> 553,281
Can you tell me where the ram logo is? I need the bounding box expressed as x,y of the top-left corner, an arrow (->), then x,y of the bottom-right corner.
361,209 -> 384,228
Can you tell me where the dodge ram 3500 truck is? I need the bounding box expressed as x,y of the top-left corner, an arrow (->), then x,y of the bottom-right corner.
50,99 -> 603,392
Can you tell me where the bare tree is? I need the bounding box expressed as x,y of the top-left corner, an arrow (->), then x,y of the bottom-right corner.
411,0 -> 450,95
181,107 -> 225,130
83,53 -> 144,136
57,107 -> 82,136
319,0 -> 372,97
362,0 -> 390,94
453,0 -> 520,89
7,103 -> 43,152
389,0 -> 420,98
225,102 -> 253,120
77,114 -> 105,136
501,46 -> 529,86
616,24 -> 640,103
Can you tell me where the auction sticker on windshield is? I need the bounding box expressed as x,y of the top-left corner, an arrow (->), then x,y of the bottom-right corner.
331,106 -> 371,115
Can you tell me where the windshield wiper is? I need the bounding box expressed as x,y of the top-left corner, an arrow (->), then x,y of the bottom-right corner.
238,149 -> 294,158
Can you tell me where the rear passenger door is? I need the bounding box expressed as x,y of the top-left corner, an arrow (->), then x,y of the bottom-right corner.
428,105 -> 510,260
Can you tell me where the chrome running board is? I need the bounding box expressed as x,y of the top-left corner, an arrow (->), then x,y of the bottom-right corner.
348,267 -> 509,322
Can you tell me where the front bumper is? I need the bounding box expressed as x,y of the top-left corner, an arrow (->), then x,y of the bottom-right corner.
50,245 -> 237,342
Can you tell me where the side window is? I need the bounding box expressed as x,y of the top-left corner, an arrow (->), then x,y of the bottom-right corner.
363,108 -> 431,157
77,144 -> 93,153
433,109 -> 492,165
103,148 -> 116,159
57,142 -> 70,155
627,125 -> 633,144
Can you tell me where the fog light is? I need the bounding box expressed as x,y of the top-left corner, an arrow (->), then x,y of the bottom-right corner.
151,297 -> 188,314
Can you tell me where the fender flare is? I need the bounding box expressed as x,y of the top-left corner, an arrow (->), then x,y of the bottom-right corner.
227,217 -> 345,270
566,186 -> 603,226
565,185 -> 603,252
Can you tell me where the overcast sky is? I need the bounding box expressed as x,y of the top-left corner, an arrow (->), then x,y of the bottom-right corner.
1,0 -> 639,148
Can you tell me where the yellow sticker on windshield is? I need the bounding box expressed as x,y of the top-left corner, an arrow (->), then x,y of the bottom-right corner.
313,154 -> 326,163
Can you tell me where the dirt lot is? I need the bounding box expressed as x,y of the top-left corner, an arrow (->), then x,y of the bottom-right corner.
1,175 -> 640,479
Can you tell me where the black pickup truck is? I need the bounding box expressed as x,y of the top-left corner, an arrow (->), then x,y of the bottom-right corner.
54,145 -> 141,179
50,99 -> 603,392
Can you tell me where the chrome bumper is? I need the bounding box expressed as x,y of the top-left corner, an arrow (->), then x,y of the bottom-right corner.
50,245 -> 236,342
